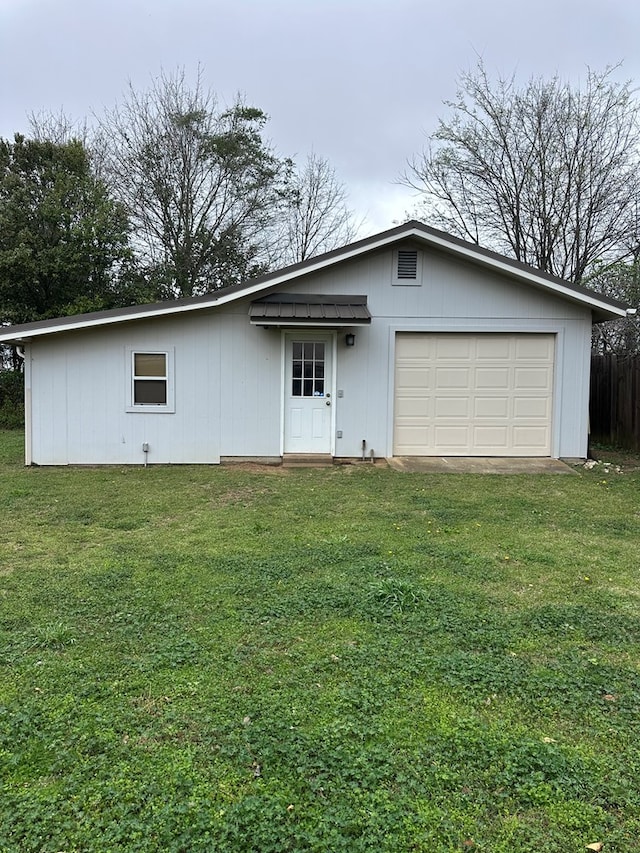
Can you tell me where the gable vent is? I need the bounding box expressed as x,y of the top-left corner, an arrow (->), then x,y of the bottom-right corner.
397,249 -> 418,279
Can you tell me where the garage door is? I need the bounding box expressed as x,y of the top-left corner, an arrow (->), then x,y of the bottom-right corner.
393,333 -> 554,456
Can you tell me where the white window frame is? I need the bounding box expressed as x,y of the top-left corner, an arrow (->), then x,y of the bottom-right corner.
392,247 -> 423,286
125,347 -> 175,413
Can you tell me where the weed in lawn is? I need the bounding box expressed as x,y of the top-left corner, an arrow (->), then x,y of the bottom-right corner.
365,574 -> 423,617
30,621 -> 77,650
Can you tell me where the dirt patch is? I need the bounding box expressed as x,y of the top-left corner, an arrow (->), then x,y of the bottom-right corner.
589,446 -> 640,473
219,462 -> 291,476
213,485 -> 273,506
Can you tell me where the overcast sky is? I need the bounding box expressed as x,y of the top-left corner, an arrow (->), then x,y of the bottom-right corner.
2,0 -> 640,235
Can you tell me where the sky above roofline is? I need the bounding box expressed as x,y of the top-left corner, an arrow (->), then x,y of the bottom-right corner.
2,0 -> 639,236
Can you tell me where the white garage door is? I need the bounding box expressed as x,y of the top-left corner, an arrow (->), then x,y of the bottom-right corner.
394,333 -> 555,456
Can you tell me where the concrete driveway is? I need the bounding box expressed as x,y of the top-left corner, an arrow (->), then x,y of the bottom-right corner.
387,457 -> 578,474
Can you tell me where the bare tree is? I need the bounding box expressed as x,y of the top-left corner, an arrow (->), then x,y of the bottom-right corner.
275,152 -> 359,265
28,109 -> 90,146
97,68 -> 286,297
404,62 -> 640,284
591,255 -> 640,354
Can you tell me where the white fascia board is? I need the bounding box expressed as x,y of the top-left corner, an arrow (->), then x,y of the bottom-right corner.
414,228 -> 629,318
270,222 -> 627,318
0,226 -> 627,342
0,301 -> 219,341
0,233 -> 405,342
211,233 -> 406,306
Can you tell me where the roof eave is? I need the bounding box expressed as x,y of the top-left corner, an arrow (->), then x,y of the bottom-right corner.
0,221 -> 631,341
410,228 -> 629,320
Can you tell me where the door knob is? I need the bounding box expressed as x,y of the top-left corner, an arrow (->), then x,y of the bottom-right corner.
326,400 -> 331,406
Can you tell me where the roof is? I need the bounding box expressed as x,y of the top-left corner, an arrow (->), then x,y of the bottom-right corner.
248,294 -> 371,325
0,220 -> 631,343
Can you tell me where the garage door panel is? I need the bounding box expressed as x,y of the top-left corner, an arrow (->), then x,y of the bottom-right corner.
512,426 -> 550,449
513,397 -> 550,418
473,426 -> 509,448
476,336 -> 511,359
396,367 -> 432,389
436,337 -> 472,358
394,333 -> 554,456
396,334 -> 434,359
514,367 -> 553,389
435,368 -> 470,388
475,368 -> 510,389
396,397 -> 430,417
434,426 -> 469,447
395,425 -> 432,453
474,397 -> 509,418
516,337 -> 554,359
434,397 -> 470,417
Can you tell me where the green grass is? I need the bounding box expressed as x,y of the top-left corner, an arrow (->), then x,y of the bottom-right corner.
1,431 -> 640,851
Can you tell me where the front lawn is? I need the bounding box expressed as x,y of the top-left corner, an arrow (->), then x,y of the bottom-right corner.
1,433 -> 639,852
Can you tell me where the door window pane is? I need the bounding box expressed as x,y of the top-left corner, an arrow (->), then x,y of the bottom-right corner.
292,341 -> 326,397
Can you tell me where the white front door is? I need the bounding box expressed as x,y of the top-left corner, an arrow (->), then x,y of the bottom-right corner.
283,333 -> 334,454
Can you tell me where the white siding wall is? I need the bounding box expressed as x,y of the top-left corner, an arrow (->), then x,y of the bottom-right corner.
255,247 -> 592,460
216,310 -> 283,456
26,244 -> 593,464
29,313 -> 224,464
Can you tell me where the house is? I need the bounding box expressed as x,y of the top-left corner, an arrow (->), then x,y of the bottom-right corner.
0,221 -> 631,466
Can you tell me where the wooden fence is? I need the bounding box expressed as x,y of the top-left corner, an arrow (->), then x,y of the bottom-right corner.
590,355 -> 640,451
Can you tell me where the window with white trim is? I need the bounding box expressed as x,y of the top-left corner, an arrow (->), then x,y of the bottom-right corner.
126,349 -> 175,412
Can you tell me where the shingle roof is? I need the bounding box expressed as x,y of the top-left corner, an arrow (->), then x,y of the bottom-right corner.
0,220 -> 631,342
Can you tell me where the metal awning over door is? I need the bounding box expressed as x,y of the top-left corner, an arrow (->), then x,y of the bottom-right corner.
249,293 -> 371,326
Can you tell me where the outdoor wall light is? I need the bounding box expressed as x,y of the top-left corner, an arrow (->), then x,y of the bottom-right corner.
345,333 -> 356,347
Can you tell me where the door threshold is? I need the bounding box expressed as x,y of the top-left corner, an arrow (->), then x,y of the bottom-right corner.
282,453 -> 334,467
